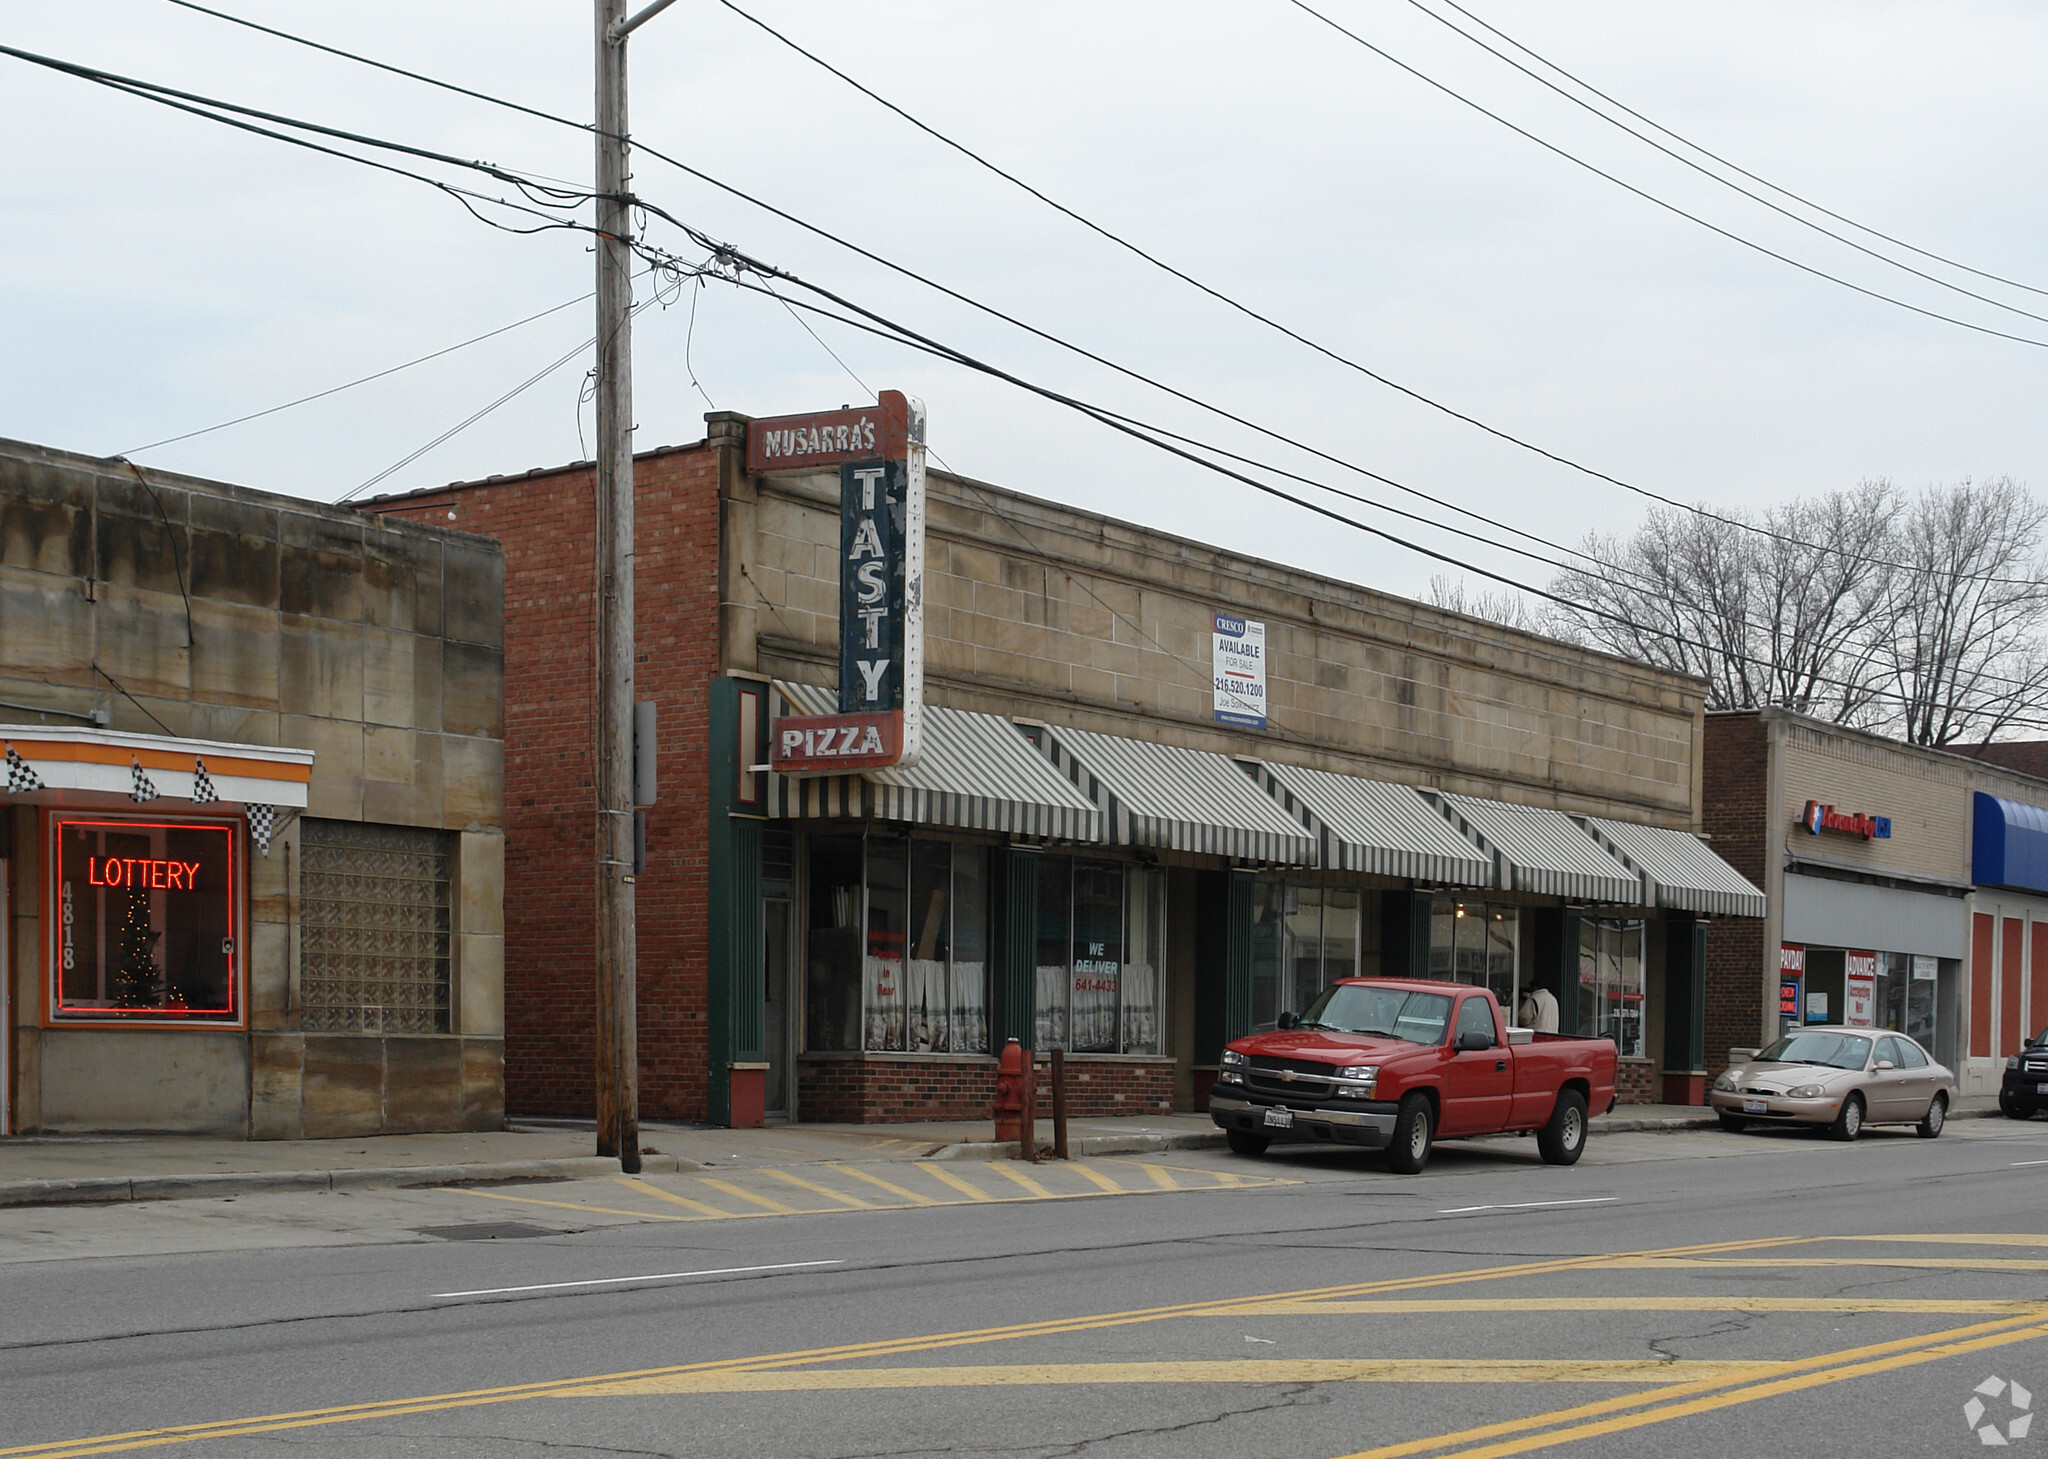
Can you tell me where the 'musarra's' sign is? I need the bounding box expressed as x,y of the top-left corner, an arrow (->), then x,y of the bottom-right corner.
754,391 -> 926,775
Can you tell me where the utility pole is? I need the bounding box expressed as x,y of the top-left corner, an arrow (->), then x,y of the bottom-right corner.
593,0 -> 646,1173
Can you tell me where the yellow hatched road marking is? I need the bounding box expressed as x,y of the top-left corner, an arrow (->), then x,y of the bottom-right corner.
986,1163 -> 1055,1198
829,1164 -> 936,1205
1233,1297 -> 2048,1317
451,1187 -> 702,1223
698,1177 -> 796,1215
1124,1160 -> 1181,1191
1069,1162 -> 1127,1194
560,1358 -> 1787,1396
764,1169 -> 872,1209
614,1179 -> 726,1218
919,1164 -> 994,1201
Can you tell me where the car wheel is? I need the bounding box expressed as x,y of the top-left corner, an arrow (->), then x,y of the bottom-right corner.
1716,1112 -> 1747,1133
1916,1092 -> 1947,1139
1225,1130 -> 1270,1157
1999,1092 -> 2035,1120
1537,1089 -> 1588,1166
1829,1092 -> 1865,1142
1385,1093 -> 1435,1175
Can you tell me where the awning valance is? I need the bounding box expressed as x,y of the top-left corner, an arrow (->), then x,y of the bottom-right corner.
1582,817 -> 1766,918
1973,792 -> 2048,896
1434,793 -> 1640,904
1252,761 -> 1491,884
1036,725 -> 1315,864
765,684 -> 1104,841
0,726 -> 313,809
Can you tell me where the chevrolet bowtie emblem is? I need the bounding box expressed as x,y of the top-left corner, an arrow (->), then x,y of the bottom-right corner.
1278,1069 -> 1297,1082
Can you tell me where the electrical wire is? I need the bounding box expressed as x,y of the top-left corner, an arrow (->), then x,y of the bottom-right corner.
150,0 -> 2046,590
1416,0 -> 2048,304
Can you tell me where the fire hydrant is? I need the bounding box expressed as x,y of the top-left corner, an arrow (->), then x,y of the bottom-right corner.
992,1037 -> 1028,1141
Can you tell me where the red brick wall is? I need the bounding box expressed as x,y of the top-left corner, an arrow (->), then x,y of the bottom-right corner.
367,444 -> 719,1120
798,1057 -> 1175,1124
1614,1059 -> 1656,1105
1702,713 -> 1768,1075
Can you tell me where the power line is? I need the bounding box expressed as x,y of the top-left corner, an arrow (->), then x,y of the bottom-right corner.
1416,0 -> 2048,304
152,0 -> 2046,590
1280,0 -> 2048,351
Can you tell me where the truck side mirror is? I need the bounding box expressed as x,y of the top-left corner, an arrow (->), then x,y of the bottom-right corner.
1276,1011 -> 1298,1031
1457,1029 -> 1493,1052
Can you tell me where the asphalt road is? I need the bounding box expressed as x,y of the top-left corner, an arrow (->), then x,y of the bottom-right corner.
5,1118 -> 2048,1458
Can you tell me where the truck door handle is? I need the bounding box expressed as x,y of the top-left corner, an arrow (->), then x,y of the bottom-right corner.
1495,1060 -> 1507,1071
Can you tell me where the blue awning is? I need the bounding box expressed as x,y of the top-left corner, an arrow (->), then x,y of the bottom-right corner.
1973,792 -> 2048,894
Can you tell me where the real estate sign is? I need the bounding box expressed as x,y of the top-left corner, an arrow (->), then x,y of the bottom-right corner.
1212,613 -> 1266,729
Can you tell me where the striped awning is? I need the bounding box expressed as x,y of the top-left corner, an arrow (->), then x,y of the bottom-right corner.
1036,725 -> 1315,864
765,684 -> 1104,841
1582,817 -> 1766,918
1252,761 -> 1491,885
0,726 -> 313,808
1434,793 -> 1641,904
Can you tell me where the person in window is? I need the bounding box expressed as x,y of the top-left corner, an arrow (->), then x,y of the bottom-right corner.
1517,985 -> 1559,1033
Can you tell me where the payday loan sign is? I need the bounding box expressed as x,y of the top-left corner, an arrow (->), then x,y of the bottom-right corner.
757,391 -> 927,774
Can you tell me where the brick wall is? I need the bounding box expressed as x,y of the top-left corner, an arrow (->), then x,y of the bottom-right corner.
1702,713 -> 1768,1074
798,1056 -> 1175,1123
367,444 -> 720,1120
1614,1059 -> 1656,1105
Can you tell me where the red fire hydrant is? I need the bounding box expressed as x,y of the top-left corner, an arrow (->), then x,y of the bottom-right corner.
992,1037 -> 1028,1141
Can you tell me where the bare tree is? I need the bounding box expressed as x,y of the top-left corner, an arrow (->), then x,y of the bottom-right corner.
1426,574 -> 1548,633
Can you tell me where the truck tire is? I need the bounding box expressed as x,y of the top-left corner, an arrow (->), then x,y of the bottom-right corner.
1828,1092 -> 1865,1142
1537,1089 -> 1588,1165
1226,1130 -> 1270,1157
2000,1092 -> 2035,1120
1716,1112 -> 1747,1133
1916,1092 -> 1946,1139
1386,1093 -> 1434,1175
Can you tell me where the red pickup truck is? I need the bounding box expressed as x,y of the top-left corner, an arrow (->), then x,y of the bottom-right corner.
1209,978 -> 1618,1174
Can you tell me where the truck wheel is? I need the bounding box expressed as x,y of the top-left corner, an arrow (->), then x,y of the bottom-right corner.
1916,1092 -> 1946,1139
1828,1093 -> 1865,1142
1225,1130 -> 1269,1157
1386,1093 -> 1434,1175
1716,1112 -> 1747,1133
2000,1092 -> 2034,1120
1537,1089 -> 1588,1165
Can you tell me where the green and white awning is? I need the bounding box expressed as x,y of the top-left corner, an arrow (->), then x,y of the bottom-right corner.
1251,761 -> 1492,884
765,683 -> 1104,841
1434,793 -> 1641,904
1035,725 -> 1315,864
1581,817 -> 1766,918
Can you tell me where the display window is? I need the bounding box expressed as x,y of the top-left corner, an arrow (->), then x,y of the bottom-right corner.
1579,917 -> 1644,1058
1251,879 -> 1369,1025
46,814 -> 242,1025
1430,899 -> 1520,1013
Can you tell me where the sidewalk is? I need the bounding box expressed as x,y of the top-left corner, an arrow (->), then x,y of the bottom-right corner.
0,1096 -> 2006,1209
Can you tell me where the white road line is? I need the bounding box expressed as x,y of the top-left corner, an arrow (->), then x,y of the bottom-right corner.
1436,1198 -> 1618,1215
2010,1160 -> 2048,1167
436,1259 -> 842,1299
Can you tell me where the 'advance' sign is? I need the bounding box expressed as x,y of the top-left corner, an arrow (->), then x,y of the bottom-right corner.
756,391 -> 926,774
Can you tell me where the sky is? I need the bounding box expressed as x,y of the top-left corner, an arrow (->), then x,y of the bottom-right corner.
4,1 -> 2046,604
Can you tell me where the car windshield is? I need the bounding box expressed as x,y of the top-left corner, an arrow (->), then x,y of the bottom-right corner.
1755,1031 -> 1870,1071
1298,985 -> 1454,1046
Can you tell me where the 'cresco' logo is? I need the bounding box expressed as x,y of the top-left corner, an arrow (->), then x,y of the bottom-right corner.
1214,614 -> 1247,637
1802,801 -> 1891,840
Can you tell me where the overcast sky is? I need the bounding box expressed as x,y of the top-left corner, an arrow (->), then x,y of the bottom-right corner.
5,1 -> 2045,603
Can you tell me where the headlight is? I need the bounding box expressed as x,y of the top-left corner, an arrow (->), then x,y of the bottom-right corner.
2009,1055 -> 2021,1071
1713,1072 -> 1737,1092
1337,1065 -> 1378,1081
1332,1065 -> 1379,1098
1221,1049 -> 1248,1067
1787,1084 -> 1826,1099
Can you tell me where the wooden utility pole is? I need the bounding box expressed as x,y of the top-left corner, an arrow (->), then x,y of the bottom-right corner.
593,0 -> 642,1173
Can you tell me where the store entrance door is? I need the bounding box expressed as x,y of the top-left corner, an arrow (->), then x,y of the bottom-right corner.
762,898 -> 794,1120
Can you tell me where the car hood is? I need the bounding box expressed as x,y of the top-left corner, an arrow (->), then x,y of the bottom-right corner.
1731,1062 -> 1856,1091
1233,1030 -> 1416,1064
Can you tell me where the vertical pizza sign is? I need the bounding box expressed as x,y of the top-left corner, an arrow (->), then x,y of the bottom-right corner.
753,390 -> 926,773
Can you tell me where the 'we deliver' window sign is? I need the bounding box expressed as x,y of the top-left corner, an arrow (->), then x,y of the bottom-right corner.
1213,613 -> 1266,729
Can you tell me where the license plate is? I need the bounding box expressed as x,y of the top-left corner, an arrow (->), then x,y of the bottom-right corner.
1742,1099 -> 1768,1114
2036,1083 -> 2048,1095
1263,1107 -> 1295,1129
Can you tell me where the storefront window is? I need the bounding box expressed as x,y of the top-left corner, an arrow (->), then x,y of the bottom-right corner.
1430,899 -> 1518,1011
1253,878 -> 1365,1024
806,834 -> 993,1055
1036,858 -> 1167,1054
1579,917 -> 1644,1058
50,816 -> 239,1023
1876,952 -> 1938,1047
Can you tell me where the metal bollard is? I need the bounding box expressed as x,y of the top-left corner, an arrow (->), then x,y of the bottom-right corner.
1019,1051 -> 1038,1162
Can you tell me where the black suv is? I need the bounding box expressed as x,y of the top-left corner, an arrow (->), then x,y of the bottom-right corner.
2001,1036 -> 2048,1118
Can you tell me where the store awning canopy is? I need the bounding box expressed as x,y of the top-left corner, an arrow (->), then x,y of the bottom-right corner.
1582,817 -> 1766,918
1251,761 -> 1491,885
1037,725 -> 1315,864
0,726 -> 313,808
1434,793 -> 1640,904
767,684 -> 1104,841
1973,791 -> 2048,895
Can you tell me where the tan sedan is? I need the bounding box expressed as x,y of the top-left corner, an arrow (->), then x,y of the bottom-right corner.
1709,1027 -> 1954,1140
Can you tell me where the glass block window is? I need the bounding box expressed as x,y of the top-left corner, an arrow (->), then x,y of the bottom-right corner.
300,820 -> 452,1034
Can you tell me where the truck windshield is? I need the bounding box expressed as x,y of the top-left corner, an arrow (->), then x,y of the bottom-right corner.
1298,985 -> 1454,1046
1755,1031 -> 1871,1071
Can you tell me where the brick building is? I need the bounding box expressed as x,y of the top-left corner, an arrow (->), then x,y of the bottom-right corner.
1703,709 -> 2048,1095
368,402 -> 1759,1125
